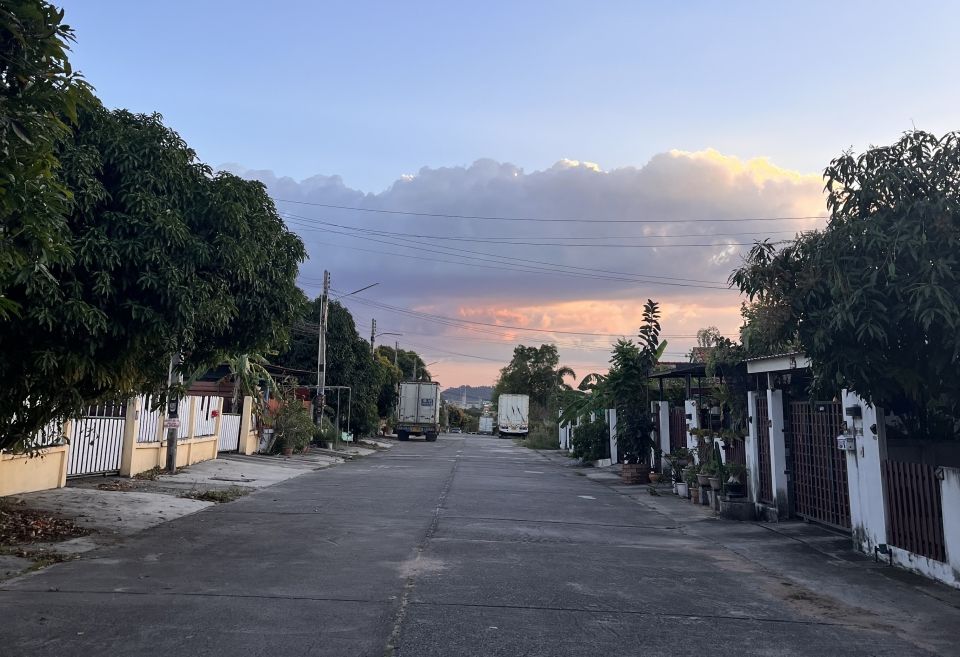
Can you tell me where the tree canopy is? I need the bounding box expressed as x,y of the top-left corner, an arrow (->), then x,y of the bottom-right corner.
732,131 -> 960,439
491,344 -> 575,423
0,0 -> 90,320
0,103 -> 306,451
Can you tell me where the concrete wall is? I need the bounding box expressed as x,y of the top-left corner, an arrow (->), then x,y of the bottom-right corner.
0,446 -> 69,496
842,390 -> 889,555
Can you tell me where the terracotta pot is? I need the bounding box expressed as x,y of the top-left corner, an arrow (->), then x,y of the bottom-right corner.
621,463 -> 650,485
696,473 -> 711,487
690,486 -> 699,503
709,476 -> 722,490
649,472 -> 662,484
282,447 -> 293,456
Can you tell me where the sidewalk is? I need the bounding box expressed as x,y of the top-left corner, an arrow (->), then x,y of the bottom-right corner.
0,442 -> 390,580
535,451 -> 960,656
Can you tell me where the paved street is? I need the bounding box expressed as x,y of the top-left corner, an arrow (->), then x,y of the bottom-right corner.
2,435 -> 958,656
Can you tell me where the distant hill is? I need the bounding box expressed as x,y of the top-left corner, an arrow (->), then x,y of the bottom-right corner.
441,385 -> 493,404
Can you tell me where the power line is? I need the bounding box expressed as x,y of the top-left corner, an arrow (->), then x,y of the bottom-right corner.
284,215 -> 738,289
275,198 -> 828,225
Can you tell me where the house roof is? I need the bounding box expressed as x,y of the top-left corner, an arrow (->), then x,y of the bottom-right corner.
649,362 -> 708,379
745,352 -> 811,374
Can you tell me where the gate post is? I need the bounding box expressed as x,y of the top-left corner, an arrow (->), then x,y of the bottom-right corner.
684,398 -> 700,455
119,397 -> 141,477
842,390 -> 888,553
656,401 -> 670,465
606,408 -> 618,464
211,398 -> 223,460
238,396 -> 256,455
746,391 -> 760,504
768,386 -> 790,519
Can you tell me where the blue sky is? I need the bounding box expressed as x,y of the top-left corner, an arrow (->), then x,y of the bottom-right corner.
62,1 -> 959,192
58,1 -> 960,386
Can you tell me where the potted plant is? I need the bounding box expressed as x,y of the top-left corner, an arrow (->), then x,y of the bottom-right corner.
696,462 -> 712,488
679,465 -> 697,499
725,462 -> 747,497
649,471 -> 662,484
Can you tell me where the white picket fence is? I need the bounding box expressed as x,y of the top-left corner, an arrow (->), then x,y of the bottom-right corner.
219,414 -> 242,452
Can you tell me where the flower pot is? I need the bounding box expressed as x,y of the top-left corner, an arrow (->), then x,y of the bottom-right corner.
676,482 -> 689,498
281,447 -> 293,456
649,472 -> 662,484
696,473 -> 711,487
621,463 -> 650,485
725,481 -> 745,497
690,486 -> 699,503
709,476 -> 722,491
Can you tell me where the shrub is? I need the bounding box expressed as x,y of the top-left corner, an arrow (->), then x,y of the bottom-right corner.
523,423 -> 559,450
571,417 -> 608,462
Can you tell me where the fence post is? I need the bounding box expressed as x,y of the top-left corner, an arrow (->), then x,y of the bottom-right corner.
211,397 -> 223,460
119,397 -> 141,477
655,401 -> 670,466
842,390 -> 889,553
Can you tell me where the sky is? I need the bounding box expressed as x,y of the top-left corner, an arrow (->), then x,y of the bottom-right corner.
59,1 -> 960,388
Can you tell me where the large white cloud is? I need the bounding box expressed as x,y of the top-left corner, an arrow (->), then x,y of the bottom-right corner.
222,150 -> 825,385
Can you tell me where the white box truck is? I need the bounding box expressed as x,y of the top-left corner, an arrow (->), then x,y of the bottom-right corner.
497,394 -> 529,438
396,381 -> 441,442
478,416 -> 494,435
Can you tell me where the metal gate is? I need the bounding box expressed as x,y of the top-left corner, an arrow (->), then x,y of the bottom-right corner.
755,395 -> 774,504
67,402 -> 126,476
669,407 -> 686,451
790,401 -> 851,530
219,414 -> 242,452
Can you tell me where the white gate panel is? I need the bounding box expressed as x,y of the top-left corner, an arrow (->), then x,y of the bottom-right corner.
219,414 -> 241,452
67,404 -> 126,476
192,396 -> 219,437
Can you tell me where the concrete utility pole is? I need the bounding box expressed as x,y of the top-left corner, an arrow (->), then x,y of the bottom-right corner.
394,341 -> 399,369
316,270 -> 330,426
371,318 -> 377,361
165,353 -> 182,475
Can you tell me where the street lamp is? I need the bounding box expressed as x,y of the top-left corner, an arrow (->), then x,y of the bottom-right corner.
414,360 -> 440,381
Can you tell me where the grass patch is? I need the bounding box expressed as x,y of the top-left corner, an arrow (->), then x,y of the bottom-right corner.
515,423 -> 560,450
179,487 -> 249,504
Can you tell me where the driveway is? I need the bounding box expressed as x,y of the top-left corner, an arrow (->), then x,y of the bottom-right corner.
1,435 -> 957,656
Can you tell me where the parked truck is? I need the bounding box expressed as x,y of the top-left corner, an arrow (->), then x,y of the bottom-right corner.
497,394 -> 529,438
395,381 -> 441,442
478,415 -> 494,435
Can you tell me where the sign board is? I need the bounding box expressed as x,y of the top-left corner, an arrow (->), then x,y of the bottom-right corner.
163,418 -> 181,429
420,398 -> 435,407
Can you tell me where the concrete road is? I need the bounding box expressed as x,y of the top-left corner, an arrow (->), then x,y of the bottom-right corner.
1,435 -> 957,656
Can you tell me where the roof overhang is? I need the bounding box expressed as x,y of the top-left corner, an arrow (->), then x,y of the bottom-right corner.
745,352 -> 811,374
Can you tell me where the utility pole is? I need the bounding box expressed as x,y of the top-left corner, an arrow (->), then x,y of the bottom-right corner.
164,353 -> 182,474
371,318 -> 377,361
316,270 -> 330,426
394,341 -> 399,368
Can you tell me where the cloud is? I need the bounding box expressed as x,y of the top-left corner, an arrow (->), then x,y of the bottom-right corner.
223,150 -> 825,385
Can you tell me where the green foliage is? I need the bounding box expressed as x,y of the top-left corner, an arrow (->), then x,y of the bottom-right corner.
732,131 -> 960,440
275,298 -> 429,437
271,393 -> 314,453
520,423 -> 559,450
570,416 -> 608,462
0,0 -> 92,320
492,344 -> 575,423
0,105 -> 306,452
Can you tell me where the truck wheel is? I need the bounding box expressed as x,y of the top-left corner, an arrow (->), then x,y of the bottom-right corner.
397,431 -> 409,441
425,432 -> 438,442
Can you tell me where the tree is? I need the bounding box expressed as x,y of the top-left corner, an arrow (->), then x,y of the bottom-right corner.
0,106 -> 306,451
492,344 -> 575,423
0,1 -> 91,319
732,131 -> 960,439
560,300 -> 666,464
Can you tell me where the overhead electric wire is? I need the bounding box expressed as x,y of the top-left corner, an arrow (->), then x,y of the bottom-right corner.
284,215 -> 739,289
283,212 -> 740,284
274,198 -> 828,225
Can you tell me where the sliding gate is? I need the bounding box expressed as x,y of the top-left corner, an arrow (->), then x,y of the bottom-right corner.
789,401 -> 851,530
